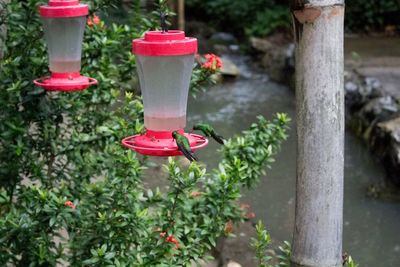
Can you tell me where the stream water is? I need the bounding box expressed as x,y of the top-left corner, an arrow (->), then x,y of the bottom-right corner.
187,55 -> 400,267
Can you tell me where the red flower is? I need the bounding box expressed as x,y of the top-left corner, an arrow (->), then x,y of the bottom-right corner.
165,235 -> 180,249
240,203 -> 251,210
245,212 -> 256,219
159,232 -> 167,238
201,54 -> 223,71
224,221 -> 234,234
87,14 -> 101,27
64,200 -> 76,209
190,191 -> 203,198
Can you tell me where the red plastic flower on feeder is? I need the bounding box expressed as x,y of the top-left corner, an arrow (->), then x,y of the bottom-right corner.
87,14 -> 101,27
202,54 -> 223,71
64,200 -> 76,209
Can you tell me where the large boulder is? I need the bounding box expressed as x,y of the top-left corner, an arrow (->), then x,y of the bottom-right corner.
372,117 -> 400,187
350,95 -> 399,142
359,96 -> 398,125
345,72 -> 384,114
345,70 -> 400,189
210,32 -> 238,45
250,37 -> 274,53
220,57 -> 240,77
249,36 -> 294,84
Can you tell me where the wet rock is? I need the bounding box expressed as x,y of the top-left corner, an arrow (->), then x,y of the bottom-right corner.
250,37 -> 274,53
372,117 -> 400,187
221,57 -> 240,77
345,73 -> 384,114
365,77 -> 382,90
349,96 -> 398,141
210,32 -> 238,44
229,44 -> 240,52
213,44 -> 229,55
366,183 -> 400,201
345,81 -> 358,92
345,70 -> 400,190
249,36 -> 294,84
357,66 -> 400,99
227,260 -> 242,267
360,96 -> 398,125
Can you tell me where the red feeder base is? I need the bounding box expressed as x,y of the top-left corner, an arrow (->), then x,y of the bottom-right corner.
33,72 -> 97,92
122,129 -> 208,157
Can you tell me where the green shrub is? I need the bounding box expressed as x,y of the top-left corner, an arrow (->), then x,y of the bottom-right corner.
186,0 -> 289,37
187,0 -> 400,36
251,222 -> 359,267
245,6 -> 291,37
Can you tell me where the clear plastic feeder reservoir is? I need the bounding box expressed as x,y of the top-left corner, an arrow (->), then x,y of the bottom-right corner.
42,16 -> 86,73
34,0 -> 97,91
137,54 -> 194,131
134,31 -> 197,131
122,30 -> 208,157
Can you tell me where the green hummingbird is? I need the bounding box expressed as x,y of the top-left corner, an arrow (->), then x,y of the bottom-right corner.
192,123 -> 225,145
172,131 -> 198,162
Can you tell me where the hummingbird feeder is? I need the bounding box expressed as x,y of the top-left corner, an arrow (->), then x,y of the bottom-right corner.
33,0 -> 97,91
122,30 -> 208,157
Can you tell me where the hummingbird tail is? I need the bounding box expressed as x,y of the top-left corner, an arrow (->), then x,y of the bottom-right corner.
211,132 -> 225,145
190,151 -> 199,161
177,143 -> 196,162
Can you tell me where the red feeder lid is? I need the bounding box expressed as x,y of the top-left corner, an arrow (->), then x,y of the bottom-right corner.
40,0 -> 89,18
34,72 -> 97,92
122,129 -> 208,157
133,30 -> 198,56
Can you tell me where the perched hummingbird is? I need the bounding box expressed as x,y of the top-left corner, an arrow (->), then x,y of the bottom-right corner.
160,12 -> 169,33
172,131 -> 198,162
192,123 -> 225,145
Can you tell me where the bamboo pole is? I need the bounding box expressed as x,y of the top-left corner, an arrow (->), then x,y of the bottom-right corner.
290,1 -> 345,267
177,0 -> 185,30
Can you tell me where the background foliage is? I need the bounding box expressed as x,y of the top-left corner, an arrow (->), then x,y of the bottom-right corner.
345,0 -> 400,32
186,0 -> 290,37
0,0 -> 290,266
186,0 -> 400,37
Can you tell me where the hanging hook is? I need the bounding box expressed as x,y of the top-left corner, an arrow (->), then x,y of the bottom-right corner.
160,12 -> 169,33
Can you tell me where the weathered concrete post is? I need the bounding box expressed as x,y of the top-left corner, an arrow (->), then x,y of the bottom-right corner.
290,1 -> 345,267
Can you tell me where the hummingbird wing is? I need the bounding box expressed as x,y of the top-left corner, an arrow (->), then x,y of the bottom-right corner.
182,137 -> 199,161
189,149 -> 198,161
176,141 -> 197,162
